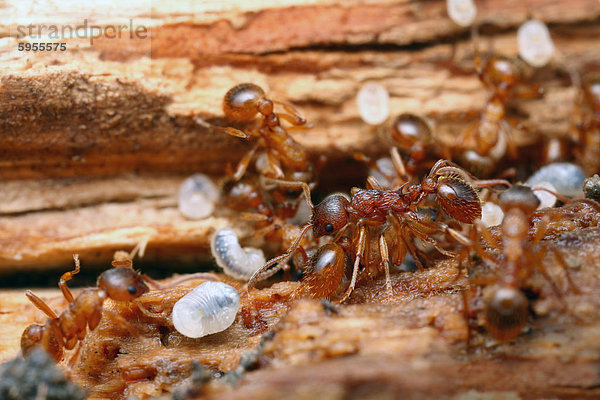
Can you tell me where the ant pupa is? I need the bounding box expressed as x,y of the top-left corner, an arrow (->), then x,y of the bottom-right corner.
172,281 -> 240,339
211,227 -> 266,281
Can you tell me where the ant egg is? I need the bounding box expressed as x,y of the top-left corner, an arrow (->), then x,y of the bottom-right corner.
526,162 -> 585,198
481,202 -> 504,227
518,20 -> 555,67
531,181 -> 557,209
211,227 -> 266,280
172,281 -> 240,339
178,174 -> 219,219
446,0 -> 477,27
356,82 -> 390,126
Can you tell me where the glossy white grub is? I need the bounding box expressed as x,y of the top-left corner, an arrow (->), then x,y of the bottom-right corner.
178,174 -> 219,219
356,82 -> 390,125
518,19 -> 555,67
211,227 -> 266,280
447,0 -> 477,27
172,281 -> 240,338
481,202 -> 504,227
526,162 -> 585,198
531,181 -> 558,209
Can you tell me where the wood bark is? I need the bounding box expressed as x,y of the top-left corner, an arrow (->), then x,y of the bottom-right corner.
1,2 -> 600,397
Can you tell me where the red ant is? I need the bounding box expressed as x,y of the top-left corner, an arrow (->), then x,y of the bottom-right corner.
20,255 -> 152,363
249,160 -> 509,303
452,34 -> 543,176
461,185 -> 584,341
219,83 -> 314,184
573,72 -> 600,176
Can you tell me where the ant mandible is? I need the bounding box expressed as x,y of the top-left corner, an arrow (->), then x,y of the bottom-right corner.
21,255 -> 151,362
249,159 -> 509,303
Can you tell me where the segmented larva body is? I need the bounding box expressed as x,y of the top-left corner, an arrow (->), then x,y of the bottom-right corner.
211,227 -> 266,280
172,281 -> 240,338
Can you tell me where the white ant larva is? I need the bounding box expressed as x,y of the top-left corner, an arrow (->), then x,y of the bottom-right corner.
356,81 -> 390,126
518,19 -> 555,68
211,227 -> 266,280
178,174 -> 219,219
526,162 -> 585,198
446,0 -> 477,27
172,281 -> 241,338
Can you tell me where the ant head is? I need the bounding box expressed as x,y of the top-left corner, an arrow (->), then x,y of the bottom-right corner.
98,268 -> 149,301
485,287 -> 528,342
435,176 -> 481,223
391,113 -> 431,149
311,194 -> 350,236
498,185 -> 539,214
223,83 -> 265,121
483,56 -> 519,92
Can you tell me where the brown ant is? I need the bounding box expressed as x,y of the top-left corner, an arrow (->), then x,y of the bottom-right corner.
220,83 -> 314,184
249,160 -> 509,303
573,72 -> 600,176
462,185 -> 581,341
452,35 -> 543,176
20,255 -> 151,362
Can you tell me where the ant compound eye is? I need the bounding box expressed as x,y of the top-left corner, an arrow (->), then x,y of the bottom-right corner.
127,285 -> 137,295
325,224 -> 334,233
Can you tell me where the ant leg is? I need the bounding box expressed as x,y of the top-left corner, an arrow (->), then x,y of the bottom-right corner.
336,225 -> 367,304
248,223 -> 313,289
265,152 -> 285,179
261,178 -> 314,210
435,166 -> 511,188
103,309 -> 143,339
547,246 -> 584,294
59,254 -> 81,304
25,291 -> 59,319
223,127 -> 251,139
366,176 -> 383,191
232,144 -> 261,181
273,100 -> 307,126
132,299 -> 170,324
378,234 -> 393,298
390,147 -> 409,183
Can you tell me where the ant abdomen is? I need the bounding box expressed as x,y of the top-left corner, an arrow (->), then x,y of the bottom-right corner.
391,113 -> 432,149
485,287 -> 529,341
223,83 -> 267,122
297,243 -> 347,299
436,176 -> 481,223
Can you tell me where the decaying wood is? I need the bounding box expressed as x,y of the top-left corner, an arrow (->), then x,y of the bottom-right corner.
1,1 -> 600,398
1,0 -> 599,269
1,225 -> 600,399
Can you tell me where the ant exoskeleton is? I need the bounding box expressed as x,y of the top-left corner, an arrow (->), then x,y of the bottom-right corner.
452,32 -> 543,175
461,185 -> 582,341
573,72 -> 600,176
248,159 -> 509,303
20,255 -> 152,362
219,83 -> 313,183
